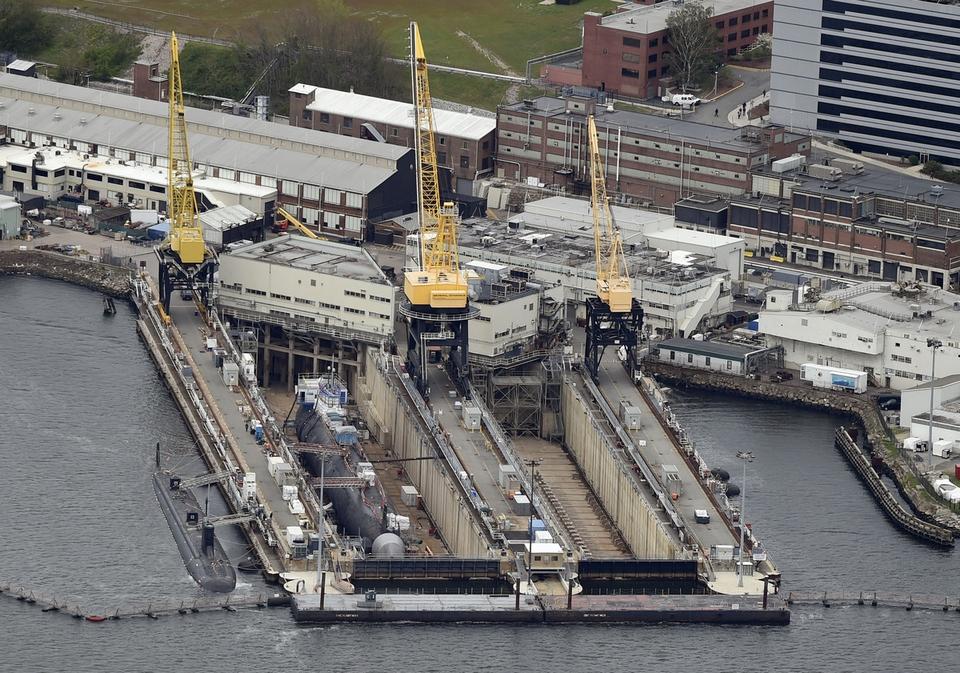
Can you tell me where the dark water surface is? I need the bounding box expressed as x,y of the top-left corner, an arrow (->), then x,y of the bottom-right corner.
1,277 -> 955,672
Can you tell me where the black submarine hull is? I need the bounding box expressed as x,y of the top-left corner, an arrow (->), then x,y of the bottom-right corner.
295,406 -> 387,548
153,472 -> 237,593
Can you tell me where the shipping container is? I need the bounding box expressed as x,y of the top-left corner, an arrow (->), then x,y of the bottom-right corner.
800,363 -> 867,393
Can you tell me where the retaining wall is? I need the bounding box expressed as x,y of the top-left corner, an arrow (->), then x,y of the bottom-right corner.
0,249 -> 131,297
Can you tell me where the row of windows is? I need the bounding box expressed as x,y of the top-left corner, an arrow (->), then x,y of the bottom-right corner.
823,16 -> 954,49
817,115 -> 960,154
819,83 -> 960,122
822,33 -> 960,68
792,193 -> 854,219
823,0 -> 957,32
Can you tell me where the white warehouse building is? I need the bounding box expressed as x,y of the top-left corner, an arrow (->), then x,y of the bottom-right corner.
760,282 -> 960,391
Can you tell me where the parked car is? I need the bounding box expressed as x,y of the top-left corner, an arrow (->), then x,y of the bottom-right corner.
663,93 -> 701,108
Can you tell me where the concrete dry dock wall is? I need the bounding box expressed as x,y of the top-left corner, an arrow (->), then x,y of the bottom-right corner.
360,350 -> 491,558
561,382 -> 676,558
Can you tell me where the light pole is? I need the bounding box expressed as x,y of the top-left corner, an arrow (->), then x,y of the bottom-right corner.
713,69 -> 719,99
735,451 -> 754,588
927,338 -> 942,463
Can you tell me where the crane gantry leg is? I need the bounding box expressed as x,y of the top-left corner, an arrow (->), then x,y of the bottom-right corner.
584,296 -> 643,384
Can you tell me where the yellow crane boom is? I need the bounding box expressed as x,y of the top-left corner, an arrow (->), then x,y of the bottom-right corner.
402,22 -> 467,309
588,115 -> 632,313
276,206 -> 324,240
166,32 -> 206,265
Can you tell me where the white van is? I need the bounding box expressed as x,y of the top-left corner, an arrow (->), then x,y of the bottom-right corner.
664,93 -> 701,108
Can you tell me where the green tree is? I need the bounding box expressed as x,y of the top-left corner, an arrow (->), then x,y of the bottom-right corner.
179,43 -> 254,100
0,0 -> 51,55
664,1 -> 719,92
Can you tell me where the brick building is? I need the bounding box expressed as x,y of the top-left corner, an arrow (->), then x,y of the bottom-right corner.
288,84 -> 496,190
725,161 -> 960,290
132,60 -> 167,102
580,0 -> 773,98
495,95 -> 808,207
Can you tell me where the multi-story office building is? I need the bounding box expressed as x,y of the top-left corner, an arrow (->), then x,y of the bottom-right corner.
496,95 -> 808,207
576,0 -> 773,98
770,0 -> 960,163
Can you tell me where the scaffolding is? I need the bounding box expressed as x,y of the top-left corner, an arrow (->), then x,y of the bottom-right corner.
489,375 -> 543,436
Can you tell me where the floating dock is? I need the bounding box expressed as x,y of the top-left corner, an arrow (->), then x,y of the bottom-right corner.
292,591 -> 789,625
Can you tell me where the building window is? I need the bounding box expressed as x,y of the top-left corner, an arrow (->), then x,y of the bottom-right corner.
302,109 -> 312,121
740,29 -> 750,38
742,13 -> 751,22
438,136 -> 446,146
623,37 -> 643,48
687,353 -> 693,363
729,17 -> 737,26
246,288 -> 266,296
726,360 -> 733,370
438,152 -> 447,165
460,155 -> 470,169
705,356 -> 711,366
670,351 -> 676,361
646,69 -> 656,79
648,53 -> 657,63
319,112 -> 330,123
762,8 -> 768,18
150,185 -> 165,194
728,32 -> 737,42
270,293 -> 291,301
87,173 -> 102,181
649,37 -> 659,47
342,116 -> 352,128
128,181 -> 145,190
621,68 -> 640,79
752,26 -> 759,35
622,52 -> 641,63
108,177 -> 123,186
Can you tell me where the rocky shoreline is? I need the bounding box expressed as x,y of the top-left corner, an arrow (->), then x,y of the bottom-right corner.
644,360 -> 960,536
0,249 -> 132,298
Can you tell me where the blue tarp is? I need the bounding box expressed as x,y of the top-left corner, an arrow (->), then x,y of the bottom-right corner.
147,221 -> 170,240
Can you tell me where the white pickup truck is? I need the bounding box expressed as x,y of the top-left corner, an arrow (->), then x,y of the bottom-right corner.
663,93 -> 701,108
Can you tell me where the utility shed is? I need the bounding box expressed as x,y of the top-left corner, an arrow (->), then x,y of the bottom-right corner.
652,338 -> 783,376
199,204 -> 262,248
0,194 -> 20,239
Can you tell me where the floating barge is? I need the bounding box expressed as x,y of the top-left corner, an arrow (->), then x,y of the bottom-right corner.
291,592 -> 789,625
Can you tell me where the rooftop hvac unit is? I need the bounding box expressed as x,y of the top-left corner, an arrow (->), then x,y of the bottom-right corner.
771,154 -> 805,174
807,163 -> 841,182
831,157 -> 864,175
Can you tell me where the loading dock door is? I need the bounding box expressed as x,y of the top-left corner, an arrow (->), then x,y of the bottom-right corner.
822,251 -> 835,270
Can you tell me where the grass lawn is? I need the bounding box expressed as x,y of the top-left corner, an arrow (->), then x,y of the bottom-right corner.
43,0 -> 614,71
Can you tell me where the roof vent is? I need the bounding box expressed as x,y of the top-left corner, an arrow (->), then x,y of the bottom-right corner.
27,107 -> 35,115
80,118 -> 87,125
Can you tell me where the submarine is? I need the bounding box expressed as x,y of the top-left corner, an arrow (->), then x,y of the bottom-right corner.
152,470 -> 237,593
294,375 -> 394,550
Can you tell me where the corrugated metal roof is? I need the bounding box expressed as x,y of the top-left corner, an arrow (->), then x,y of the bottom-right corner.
0,73 -> 408,163
297,84 -> 496,141
0,96 -> 396,194
199,204 -> 258,230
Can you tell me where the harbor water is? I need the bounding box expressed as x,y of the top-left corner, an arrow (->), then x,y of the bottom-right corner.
1,276 -> 957,672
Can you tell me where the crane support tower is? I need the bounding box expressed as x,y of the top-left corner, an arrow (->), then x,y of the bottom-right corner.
155,31 -> 217,312
399,22 -> 478,396
584,115 -> 643,383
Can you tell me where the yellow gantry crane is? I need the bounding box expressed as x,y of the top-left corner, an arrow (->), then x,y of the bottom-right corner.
588,115 -> 633,313
166,32 -> 206,265
155,32 -> 216,312
399,22 -> 477,395
402,22 -> 468,310
584,114 -> 642,382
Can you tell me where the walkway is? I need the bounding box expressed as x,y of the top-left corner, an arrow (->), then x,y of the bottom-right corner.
167,295 -> 304,543
425,365 -> 518,524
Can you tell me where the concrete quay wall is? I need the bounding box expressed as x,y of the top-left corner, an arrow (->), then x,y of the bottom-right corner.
643,360 -> 960,536
0,249 -> 131,297
360,350 -> 491,558
561,381 -> 677,558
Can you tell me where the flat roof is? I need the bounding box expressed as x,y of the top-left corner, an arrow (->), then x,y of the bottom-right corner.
599,0 -> 764,34
502,97 -> 780,153
642,226 -> 743,250
762,152 -> 960,210
658,337 -> 762,359
6,60 -> 35,71
199,205 -> 258,230
297,85 -> 496,141
515,195 -> 675,236
228,235 -> 389,284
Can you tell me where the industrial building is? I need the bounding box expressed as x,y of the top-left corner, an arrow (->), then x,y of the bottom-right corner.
495,95 -> 809,207
0,193 -> 19,239
725,156 -> 960,290
770,0 -> 960,164
429,213 -> 736,338
216,236 -> 397,390
288,84 -> 497,188
759,281 -> 960,390
575,1 -> 773,98
0,73 -> 415,240
650,337 -> 782,375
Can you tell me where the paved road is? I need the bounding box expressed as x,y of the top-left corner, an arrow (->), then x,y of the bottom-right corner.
683,67 -> 770,128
